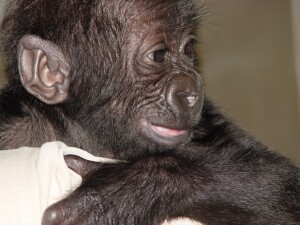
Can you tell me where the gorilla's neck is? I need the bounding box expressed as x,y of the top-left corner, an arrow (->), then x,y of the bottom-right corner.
0,102 -> 57,149
0,84 -> 111,157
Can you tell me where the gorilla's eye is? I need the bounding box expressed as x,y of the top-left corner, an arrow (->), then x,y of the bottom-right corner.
184,39 -> 195,58
146,43 -> 169,64
153,49 -> 168,63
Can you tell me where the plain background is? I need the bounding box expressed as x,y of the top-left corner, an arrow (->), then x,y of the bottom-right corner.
200,0 -> 300,165
0,0 -> 299,165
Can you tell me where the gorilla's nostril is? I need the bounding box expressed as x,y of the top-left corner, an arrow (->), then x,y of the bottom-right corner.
176,92 -> 199,108
186,95 -> 198,107
177,92 -> 198,108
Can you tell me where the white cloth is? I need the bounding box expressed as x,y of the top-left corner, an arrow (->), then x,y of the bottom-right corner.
163,218 -> 203,225
0,141 -> 116,225
0,141 -> 202,225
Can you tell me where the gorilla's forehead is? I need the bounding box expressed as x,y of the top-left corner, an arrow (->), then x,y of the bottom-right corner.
132,0 -> 199,25
94,0 -> 200,30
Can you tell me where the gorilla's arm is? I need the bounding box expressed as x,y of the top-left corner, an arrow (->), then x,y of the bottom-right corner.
43,99 -> 300,225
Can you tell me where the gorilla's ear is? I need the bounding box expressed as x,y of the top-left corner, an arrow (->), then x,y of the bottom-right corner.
18,35 -> 70,104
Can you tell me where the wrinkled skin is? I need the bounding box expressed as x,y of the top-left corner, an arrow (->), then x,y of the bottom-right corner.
0,0 -> 299,224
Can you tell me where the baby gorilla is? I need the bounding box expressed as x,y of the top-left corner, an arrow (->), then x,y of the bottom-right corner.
0,0 -> 299,224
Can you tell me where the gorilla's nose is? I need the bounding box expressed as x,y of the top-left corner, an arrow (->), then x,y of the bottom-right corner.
165,73 -> 203,120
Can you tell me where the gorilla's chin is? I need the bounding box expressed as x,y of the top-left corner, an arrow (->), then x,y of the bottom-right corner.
141,119 -> 190,145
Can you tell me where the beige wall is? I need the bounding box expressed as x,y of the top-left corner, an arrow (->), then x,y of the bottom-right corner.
0,0 -> 5,17
292,0 -> 300,110
201,0 -> 300,164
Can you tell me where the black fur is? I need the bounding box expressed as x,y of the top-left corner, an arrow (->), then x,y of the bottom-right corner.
0,0 -> 299,224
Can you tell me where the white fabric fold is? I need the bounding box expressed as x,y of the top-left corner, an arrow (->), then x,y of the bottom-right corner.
0,141 -> 115,225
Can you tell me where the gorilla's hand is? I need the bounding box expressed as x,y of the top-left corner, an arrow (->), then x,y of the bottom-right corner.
41,155 -> 183,225
42,155 -> 104,225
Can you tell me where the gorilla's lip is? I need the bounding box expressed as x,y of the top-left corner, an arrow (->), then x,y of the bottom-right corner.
150,124 -> 187,137
142,120 -> 190,145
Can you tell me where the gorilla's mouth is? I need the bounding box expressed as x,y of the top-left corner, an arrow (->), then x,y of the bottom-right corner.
151,125 -> 187,137
142,120 -> 190,145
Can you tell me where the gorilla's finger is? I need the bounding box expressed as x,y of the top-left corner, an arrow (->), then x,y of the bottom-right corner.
42,201 -> 68,225
64,155 -> 102,178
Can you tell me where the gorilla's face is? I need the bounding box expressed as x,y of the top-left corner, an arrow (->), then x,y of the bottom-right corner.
103,25 -> 204,155
135,28 -> 204,146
